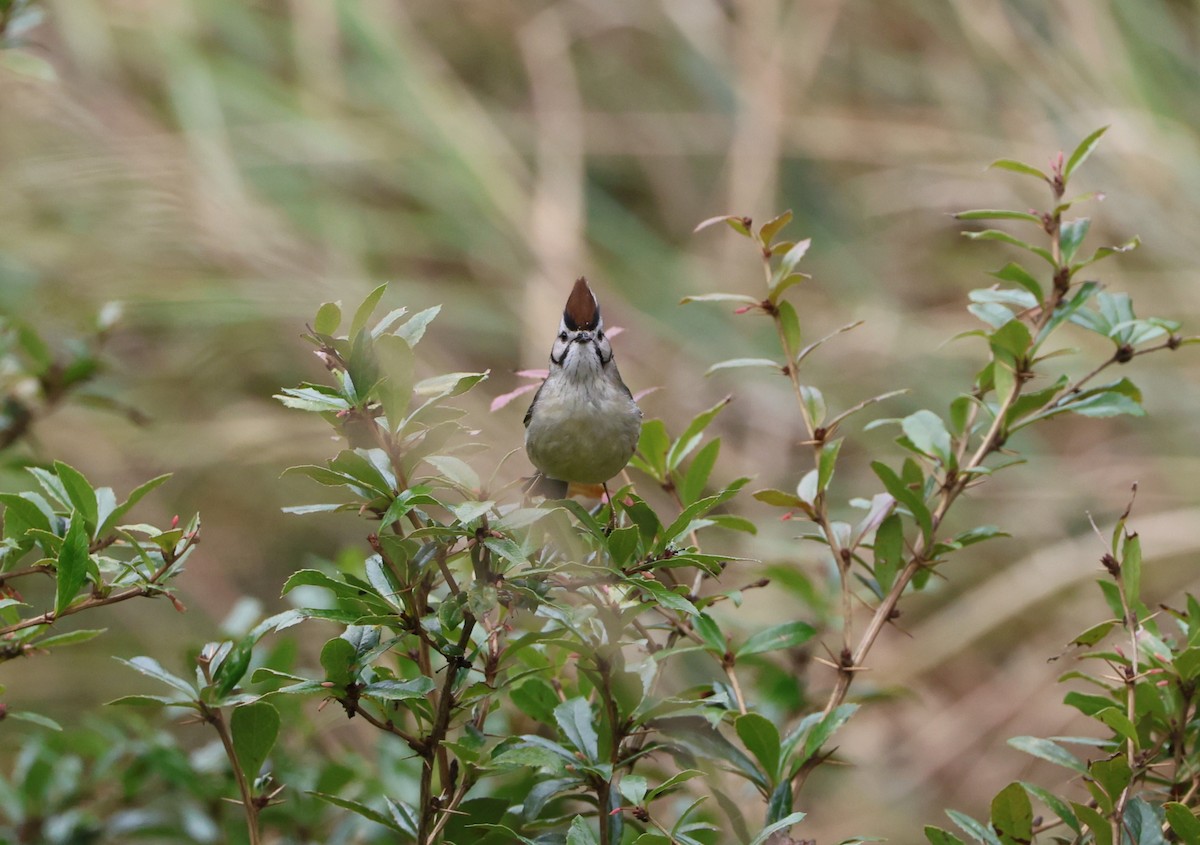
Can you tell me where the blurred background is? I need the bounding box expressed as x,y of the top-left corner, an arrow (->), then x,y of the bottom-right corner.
2,0 -> 1199,839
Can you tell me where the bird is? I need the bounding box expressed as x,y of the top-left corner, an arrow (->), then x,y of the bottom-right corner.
523,277 -> 642,507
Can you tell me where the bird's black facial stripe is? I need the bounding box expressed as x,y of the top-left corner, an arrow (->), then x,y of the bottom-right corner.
550,347 -> 567,365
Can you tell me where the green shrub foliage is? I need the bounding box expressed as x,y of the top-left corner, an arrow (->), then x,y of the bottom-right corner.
1,131 -> 1196,844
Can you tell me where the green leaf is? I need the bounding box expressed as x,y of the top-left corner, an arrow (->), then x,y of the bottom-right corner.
706,358 -> 782,376
566,816 -> 600,845
799,385 -> 826,427
0,493 -> 52,539
1019,782 -> 1079,834
988,159 -> 1049,182
736,622 -> 816,658
618,776 -> 649,807
7,711 -> 62,731
35,628 -> 105,649
758,210 -> 793,246
667,396 -> 731,471
955,210 -> 1042,224
635,419 -> 670,481
53,462 -> 97,532
98,474 -> 172,537
901,410 -> 953,466
1122,532 -> 1141,605
963,230 -> 1054,266
988,318 -> 1032,361
628,576 -> 697,616
989,783 -> 1032,845
817,438 -> 841,494
680,438 -> 721,505
362,677 -> 435,701
1064,126 -> 1108,182
1072,803 -> 1111,845
693,215 -> 753,237
1072,236 -> 1140,272
753,488 -> 805,509
555,698 -> 599,762
736,712 -> 781,782
350,284 -> 388,337
871,462 -> 932,543
679,292 -> 762,307
231,701 -> 280,781
320,637 -> 357,688
310,791 -> 404,833
746,812 -> 807,845
872,513 -> 904,593
945,809 -> 1001,845
776,239 -> 812,280
776,301 -> 802,353
313,301 -> 342,335
1006,736 -> 1086,773
393,306 -> 441,346
1093,707 -> 1138,746
989,262 -> 1044,301
925,827 -> 967,845
54,513 -> 90,616
1058,218 -> 1091,265
1164,802 -> 1200,841
1090,756 -> 1131,802
117,656 -> 196,697
801,704 -> 859,762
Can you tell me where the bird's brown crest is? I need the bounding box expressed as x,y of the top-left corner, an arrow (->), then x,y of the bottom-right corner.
563,276 -> 600,331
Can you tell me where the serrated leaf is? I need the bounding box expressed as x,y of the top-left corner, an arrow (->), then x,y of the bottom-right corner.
54,513 -> 90,616
53,462 -> 97,531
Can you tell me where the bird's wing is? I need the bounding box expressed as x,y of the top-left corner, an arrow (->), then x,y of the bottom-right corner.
523,380 -> 546,428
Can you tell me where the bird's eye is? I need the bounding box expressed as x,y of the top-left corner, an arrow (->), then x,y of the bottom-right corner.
558,332 -> 568,342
